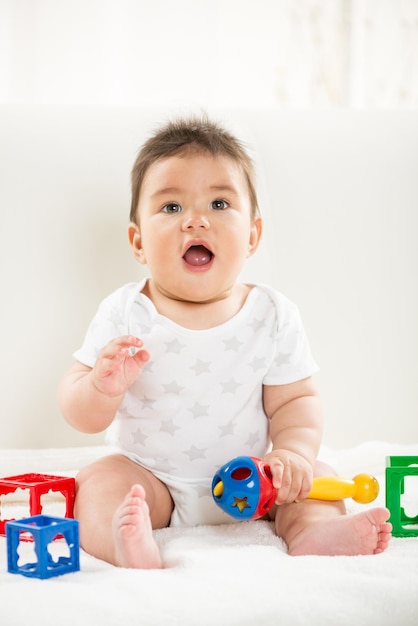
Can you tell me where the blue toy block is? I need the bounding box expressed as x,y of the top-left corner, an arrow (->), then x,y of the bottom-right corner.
6,514 -> 80,579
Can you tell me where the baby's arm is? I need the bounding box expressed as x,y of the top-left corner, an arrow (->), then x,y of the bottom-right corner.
58,335 -> 149,434
263,377 -> 323,505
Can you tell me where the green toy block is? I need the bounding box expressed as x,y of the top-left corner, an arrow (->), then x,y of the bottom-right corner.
385,456 -> 418,537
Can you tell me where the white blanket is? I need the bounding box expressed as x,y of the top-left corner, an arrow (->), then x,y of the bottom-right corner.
1,442 -> 418,626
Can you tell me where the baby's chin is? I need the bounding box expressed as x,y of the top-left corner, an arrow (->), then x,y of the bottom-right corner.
167,289 -> 233,305
146,277 -> 238,308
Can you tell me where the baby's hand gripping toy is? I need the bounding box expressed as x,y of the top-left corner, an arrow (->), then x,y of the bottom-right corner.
212,456 -> 379,521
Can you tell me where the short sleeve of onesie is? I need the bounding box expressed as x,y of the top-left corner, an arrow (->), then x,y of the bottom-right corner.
73,282 -> 139,367
261,285 -> 319,385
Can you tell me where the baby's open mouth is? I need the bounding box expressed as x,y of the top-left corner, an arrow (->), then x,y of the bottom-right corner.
183,245 -> 214,267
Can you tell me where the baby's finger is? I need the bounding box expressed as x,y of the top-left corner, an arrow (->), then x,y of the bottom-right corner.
100,336 -> 144,359
296,475 -> 313,502
268,458 -> 284,490
275,464 -> 293,504
115,335 -> 144,350
132,347 -> 150,365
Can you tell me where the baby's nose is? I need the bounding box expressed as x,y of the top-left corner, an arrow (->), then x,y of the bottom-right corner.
182,210 -> 210,230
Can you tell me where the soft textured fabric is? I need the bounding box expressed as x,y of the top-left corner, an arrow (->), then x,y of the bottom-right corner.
1,442 -> 418,626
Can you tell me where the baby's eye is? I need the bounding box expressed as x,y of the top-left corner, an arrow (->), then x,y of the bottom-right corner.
162,203 -> 182,214
210,199 -> 229,210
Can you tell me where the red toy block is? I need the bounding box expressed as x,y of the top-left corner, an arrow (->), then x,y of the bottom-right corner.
0,473 -> 75,535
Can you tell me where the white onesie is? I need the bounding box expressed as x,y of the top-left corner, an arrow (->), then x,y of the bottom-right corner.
74,279 -> 318,527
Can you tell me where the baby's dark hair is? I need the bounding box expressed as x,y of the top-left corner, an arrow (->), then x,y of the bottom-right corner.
130,115 -> 259,222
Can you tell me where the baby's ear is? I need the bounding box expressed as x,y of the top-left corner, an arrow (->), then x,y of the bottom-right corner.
128,222 -> 146,264
248,216 -> 263,256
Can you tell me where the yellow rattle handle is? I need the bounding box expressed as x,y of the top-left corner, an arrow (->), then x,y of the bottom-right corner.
308,473 -> 379,504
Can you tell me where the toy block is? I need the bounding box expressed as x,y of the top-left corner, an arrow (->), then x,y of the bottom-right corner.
6,515 -> 80,579
0,473 -> 75,535
385,456 -> 418,537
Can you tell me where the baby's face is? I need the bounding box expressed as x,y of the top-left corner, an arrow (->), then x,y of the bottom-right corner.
129,152 -> 261,305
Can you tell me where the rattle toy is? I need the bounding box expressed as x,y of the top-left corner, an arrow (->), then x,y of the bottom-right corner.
212,456 -> 380,521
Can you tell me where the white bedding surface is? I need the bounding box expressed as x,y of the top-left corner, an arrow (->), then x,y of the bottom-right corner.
1,441 -> 418,626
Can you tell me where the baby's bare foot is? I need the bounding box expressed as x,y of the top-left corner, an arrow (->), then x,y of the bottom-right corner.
288,507 -> 392,556
112,484 -> 162,569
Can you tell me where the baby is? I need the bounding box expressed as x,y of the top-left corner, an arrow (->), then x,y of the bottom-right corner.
58,115 -> 392,568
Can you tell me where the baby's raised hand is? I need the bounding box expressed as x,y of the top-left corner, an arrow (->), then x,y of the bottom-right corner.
263,449 -> 313,505
91,336 -> 149,397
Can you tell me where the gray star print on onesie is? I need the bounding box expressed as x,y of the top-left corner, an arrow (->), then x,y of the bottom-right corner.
73,278 -> 318,526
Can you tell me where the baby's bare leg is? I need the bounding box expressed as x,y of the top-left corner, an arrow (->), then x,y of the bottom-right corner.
75,454 -> 173,568
274,461 -> 392,556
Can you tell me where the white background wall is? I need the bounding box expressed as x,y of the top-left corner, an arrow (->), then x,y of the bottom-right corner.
1,0 -> 417,450
1,0 -> 418,109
